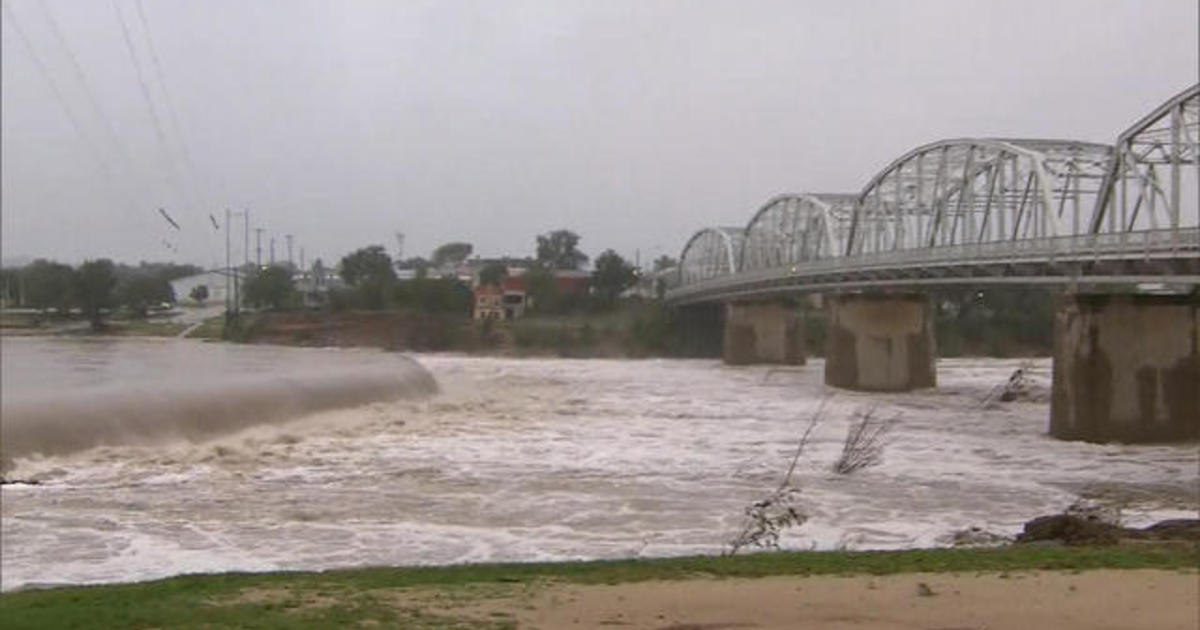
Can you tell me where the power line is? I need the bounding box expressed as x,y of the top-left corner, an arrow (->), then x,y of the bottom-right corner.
37,0 -> 133,169
9,0 -> 206,260
2,1 -> 137,213
33,0 -> 172,244
111,0 -> 199,219
128,0 -> 224,265
158,207 -> 181,230
133,0 -> 210,211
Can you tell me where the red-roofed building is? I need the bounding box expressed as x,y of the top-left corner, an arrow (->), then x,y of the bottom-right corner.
473,278 -> 529,320
472,269 -> 591,319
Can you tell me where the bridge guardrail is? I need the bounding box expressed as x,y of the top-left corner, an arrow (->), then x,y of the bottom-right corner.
667,228 -> 1200,301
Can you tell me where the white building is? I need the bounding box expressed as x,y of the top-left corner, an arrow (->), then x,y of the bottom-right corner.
169,270 -> 238,306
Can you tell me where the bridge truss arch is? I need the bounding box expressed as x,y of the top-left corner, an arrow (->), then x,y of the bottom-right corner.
853,138 -> 1113,255
739,194 -> 858,273
678,227 -> 744,286
667,85 -> 1199,303
1093,84 -> 1199,234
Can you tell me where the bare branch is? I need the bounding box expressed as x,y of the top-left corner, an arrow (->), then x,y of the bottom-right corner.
726,399 -> 827,556
831,407 -> 898,475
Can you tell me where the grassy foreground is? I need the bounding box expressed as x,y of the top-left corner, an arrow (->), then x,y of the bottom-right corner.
1,544 -> 1195,629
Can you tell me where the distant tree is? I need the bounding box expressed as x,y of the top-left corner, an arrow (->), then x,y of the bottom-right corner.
536,230 -> 588,270
525,265 -> 562,313
189,284 -> 209,304
339,245 -> 396,309
591,249 -> 637,306
0,268 -> 20,306
244,265 -> 296,310
395,256 -> 429,272
75,259 -> 117,330
117,273 -> 172,318
339,245 -> 396,286
652,255 -> 678,272
21,259 -> 76,314
479,262 -> 508,287
431,242 -> 473,269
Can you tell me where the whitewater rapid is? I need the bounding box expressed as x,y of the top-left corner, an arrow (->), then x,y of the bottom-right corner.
1,339 -> 1196,591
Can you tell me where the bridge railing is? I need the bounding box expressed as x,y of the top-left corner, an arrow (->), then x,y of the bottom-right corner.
667,227 -> 1200,301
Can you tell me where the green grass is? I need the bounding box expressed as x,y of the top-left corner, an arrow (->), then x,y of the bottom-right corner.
1,545 -> 1194,629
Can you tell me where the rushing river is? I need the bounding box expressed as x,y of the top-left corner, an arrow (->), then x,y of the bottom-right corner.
1,337 -> 1195,591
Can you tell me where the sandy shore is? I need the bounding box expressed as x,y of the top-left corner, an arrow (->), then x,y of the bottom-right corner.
409,569 -> 1198,630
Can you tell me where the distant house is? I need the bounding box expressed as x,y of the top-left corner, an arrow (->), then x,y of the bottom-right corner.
473,275 -> 529,320
473,284 -> 505,320
170,270 -> 238,306
471,268 -> 594,320
550,269 -> 590,295
462,256 -> 537,287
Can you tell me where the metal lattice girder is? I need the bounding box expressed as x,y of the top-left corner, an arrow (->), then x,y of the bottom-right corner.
1094,84 -> 1199,234
853,139 -> 1113,255
669,86 -> 1200,298
739,193 -> 858,273
678,227 -> 744,285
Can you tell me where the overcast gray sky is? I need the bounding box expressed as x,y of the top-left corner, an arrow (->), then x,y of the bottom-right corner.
2,0 -> 1197,269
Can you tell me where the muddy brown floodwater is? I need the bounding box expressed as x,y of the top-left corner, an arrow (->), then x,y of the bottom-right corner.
1,337 -> 1196,591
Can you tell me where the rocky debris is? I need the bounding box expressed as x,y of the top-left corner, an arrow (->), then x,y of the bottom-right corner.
980,361 -> 1049,407
1016,514 -> 1200,545
1064,499 -> 1122,527
1141,519 -> 1200,541
946,526 -> 1011,548
1017,514 -> 1123,545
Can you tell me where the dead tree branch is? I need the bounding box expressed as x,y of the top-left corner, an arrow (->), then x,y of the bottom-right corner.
831,407 -> 898,475
725,398 -> 827,556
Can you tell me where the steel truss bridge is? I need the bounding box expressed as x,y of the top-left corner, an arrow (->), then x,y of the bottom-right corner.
668,85 -> 1200,305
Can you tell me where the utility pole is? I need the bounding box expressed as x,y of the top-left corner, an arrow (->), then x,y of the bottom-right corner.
300,247 -> 306,271
224,209 -> 232,316
286,234 -> 294,269
243,210 -> 250,266
270,237 -> 276,265
255,229 -> 264,267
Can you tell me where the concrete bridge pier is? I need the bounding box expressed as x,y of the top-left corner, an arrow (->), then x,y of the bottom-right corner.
1051,294 -> 1199,443
723,302 -> 805,365
824,293 -> 936,391
671,302 -> 725,358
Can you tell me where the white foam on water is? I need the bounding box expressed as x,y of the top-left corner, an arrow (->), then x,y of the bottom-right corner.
2,350 -> 1196,591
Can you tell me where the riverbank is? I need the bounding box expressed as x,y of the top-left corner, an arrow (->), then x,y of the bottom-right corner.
0,310 -> 191,338
179,304 -> 1054,359
4,295 -> 1059,359
0,545 -> 1195,629
185,306 -> 713,358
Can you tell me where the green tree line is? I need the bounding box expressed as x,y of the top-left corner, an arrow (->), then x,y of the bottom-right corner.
322,229 -> 643,316
1,260 -> 202,330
